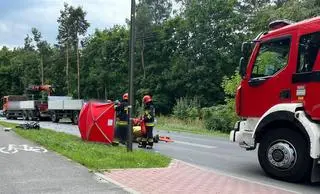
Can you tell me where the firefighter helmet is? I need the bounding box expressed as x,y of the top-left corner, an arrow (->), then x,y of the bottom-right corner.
123,93 -> 128,100
143,95 -> 152,104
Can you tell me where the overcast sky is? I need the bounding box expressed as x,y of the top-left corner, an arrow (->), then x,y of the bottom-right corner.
0,0 -> 131,48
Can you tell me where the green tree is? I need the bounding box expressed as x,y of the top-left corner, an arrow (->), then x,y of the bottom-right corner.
68,5 -> 90,98
32,28 -> 51,85
169,0 -> 246,106
144,0 -> 172,25
57,3 -> 72,95
23,35 -> 34,51
136,2 -> 152,79
81,26 -> 129,100
57,3 -> 89,97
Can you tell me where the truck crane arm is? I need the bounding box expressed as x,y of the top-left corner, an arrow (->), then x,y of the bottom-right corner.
26,85 -> 54,96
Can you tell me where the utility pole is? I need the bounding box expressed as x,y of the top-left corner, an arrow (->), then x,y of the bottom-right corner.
66,42 -> 69,95
40,55 -> 44,101
41,56 -> 44,85
127,0 -> 136,152
77,39 -> 80,99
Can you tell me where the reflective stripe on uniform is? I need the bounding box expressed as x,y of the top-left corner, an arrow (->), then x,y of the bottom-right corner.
117,121 -> 128,126
145,122 -> 154,127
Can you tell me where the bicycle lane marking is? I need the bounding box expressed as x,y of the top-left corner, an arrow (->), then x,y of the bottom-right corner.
0,144 -> 48,154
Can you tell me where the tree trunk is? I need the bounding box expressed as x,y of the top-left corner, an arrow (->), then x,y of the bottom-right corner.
141,32 -> 146,79
104,85 -> 107,100
66,43 -> 69,95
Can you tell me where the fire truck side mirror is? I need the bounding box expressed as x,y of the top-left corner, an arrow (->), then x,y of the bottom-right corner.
240,42 -> 253,79
239,57 -> 246,79
241,42 -> 252,59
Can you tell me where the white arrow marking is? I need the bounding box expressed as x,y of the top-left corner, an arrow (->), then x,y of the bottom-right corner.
173,140 -> 217,149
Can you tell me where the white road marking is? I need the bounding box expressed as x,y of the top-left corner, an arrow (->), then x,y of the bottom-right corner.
0,144 -> 47,154
173,140 -> 217,149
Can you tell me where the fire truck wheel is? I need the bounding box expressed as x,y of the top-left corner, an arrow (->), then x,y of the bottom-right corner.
258,128 -> 311,182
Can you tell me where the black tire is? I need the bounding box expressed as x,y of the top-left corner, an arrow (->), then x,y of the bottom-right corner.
5,113 -> 11,120
153,134 -> 159,143
34,111 -> 40,121
258,128 -> 311,182
51,112 -> 59,123
22,111 -> 28,120
72,111 -> 79,125
30,111 -> 36,121
27,111 -> 33,121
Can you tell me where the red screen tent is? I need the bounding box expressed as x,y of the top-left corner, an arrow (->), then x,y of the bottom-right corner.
78,101 -> 115,144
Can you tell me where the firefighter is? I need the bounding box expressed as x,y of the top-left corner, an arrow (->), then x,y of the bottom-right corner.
112,100 -> 121,145
115,93 -> 129,144
138,95 -> 155,149
114,100 -> 120,110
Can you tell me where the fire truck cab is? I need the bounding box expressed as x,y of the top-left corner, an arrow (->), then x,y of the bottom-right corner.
230,17 -> 320,182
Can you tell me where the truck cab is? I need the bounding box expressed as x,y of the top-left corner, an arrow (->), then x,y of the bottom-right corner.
2,95 -> 28,119
230,17 -> 320,182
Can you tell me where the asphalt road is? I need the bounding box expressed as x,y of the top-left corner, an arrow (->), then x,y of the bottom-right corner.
0,122 -> 127,194
2,118 -> 320,194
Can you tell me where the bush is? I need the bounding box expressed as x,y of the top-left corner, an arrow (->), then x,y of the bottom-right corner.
172,97 -> 238,133
173,97 -> 200,120
171,71 -> 241,133
221,71 -> 241,97
201,99 -> 238,133
200,71 -> 240,133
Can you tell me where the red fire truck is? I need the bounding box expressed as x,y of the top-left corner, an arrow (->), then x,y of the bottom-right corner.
230,17 -> 320,182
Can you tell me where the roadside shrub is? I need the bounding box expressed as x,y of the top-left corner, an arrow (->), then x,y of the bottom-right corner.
200,71 -> 240,133
171,71 -> 241,133
172,96 -> 238,133
221,71 -> 241,97
201,99 -> 238,133
173,97 -> 200,120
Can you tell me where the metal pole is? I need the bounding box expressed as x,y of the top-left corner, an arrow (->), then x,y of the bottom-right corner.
41,56 -> 44,85
77,40 -> 80,99
127,0 -> 136,152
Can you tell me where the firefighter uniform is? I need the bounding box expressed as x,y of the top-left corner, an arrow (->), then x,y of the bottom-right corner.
139,95 -> 155,149
116,94 -> 129,144
113,100 -> 121,144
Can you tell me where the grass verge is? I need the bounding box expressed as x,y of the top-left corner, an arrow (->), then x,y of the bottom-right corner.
0,121 -> 171,170
156,116 -> 229,138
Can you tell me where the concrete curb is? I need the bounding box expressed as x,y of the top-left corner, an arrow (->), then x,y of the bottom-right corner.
107,159 -> 177,171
